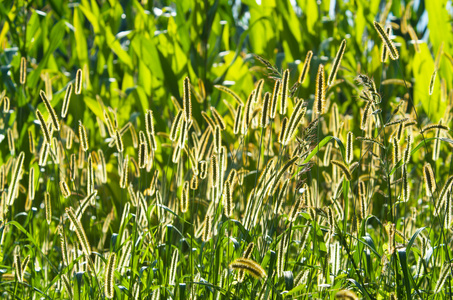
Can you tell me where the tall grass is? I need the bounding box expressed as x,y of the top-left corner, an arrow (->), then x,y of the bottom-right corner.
0,2 -> 452,300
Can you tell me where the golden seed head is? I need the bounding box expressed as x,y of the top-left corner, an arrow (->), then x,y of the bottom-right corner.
61,84 -> 73,118
75,68 -> 83,94
298,51 -> 313,84
20,57 -> 27,85
183,77 -> 192,122
327,39 -> 346,86
78,121 -> 89,152
423,163 -> 436,197
331,160 -> 352,181
229,258 -> 267,279
280,69 -> 290,115
373,21 -> 399,60
105,252 -> 116,299
270,80 -> 281,119
314,64 -> 325,115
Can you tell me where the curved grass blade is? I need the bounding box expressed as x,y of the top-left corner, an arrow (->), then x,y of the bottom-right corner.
397,249 -> 412,300
303,136 -> 346,164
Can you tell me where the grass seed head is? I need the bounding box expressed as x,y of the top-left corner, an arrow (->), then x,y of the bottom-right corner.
423,163 -> 436,197
434,263 -> 452,294
280,69 -> 290,115
331,160 -> 352,181
66,207 -> 91,257
314,64 -> 325,115
7,152 -> 24,206
40,90 -> 60,131
36,109 -> 52,144
183,77 -> 192,122
260,92 -> 270,128
298,51 -> 313,84
346,131 -> 353,164
223,180 -> 233,217
210,106 -> 226,130
105,252 -> 116,299
335,290 -> 359,300
373,21 -> 399,60
44,191 -> 51,224
78,121 -> 89,152
169,248 -> 179,285
61,84 -> 73,118
380,27 -> 391,62
230,258 -> 267,280
233,105 -> 244,135
75,68 -> 83,94
270,80 -> 281,119
20,57 -> 27,85
181,181 -> 189,213
402,165 -> 409,202
429,69 -> 437,96
328,39 -> 346,86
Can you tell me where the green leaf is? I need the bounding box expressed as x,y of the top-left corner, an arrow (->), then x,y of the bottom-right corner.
302,135 -> 346,164
104,25 -> 133,69
73,7 -> 88,66
406,227 -> 426,254
83,96 -> 104,121
426,0 -> 453,55
299,0 -> 319,36
131,34 -> 164,79
347,278 -> 373,300
8,221 -> 55,268
361,234 -> 381,259
28,20 -> 66,88
397,249 -> 412,300
412,44 -> 444,121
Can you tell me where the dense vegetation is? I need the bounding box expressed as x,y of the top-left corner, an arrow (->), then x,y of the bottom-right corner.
1,0 -> 453,299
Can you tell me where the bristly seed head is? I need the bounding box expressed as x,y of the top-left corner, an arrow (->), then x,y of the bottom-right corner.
328,39 -> 346,86
75,68 -> 83,94
331,160 -> 352,181
298,51 -> 313,84
314,64 -> 325,115
79,121 -> 89,152
346,131 -> 353,164
183,77 -> 192,122
230,258 -> 267,280
423,163 -> 436,197
280,69 -> 290,115
373,21 -> 399,60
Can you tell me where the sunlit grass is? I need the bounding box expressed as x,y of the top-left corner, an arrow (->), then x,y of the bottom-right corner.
0,1 -> 452,300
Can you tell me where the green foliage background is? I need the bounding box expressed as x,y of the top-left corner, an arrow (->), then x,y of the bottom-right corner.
1,0 -> 453,299
1,0 -> 451,140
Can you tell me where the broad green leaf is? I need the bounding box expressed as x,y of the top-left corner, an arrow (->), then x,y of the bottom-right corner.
361,234 -> 381,259
302,136 -> 346,165
406,227 -> 426,254
73,7 -> 88,66
104,26 -> 133,69
412,44 -> 444,121
426,0 -> 453,55
300,0 -> 319,36
131,34 -> 164,79
28,20 -> 66,88
397,249 -> 412,300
